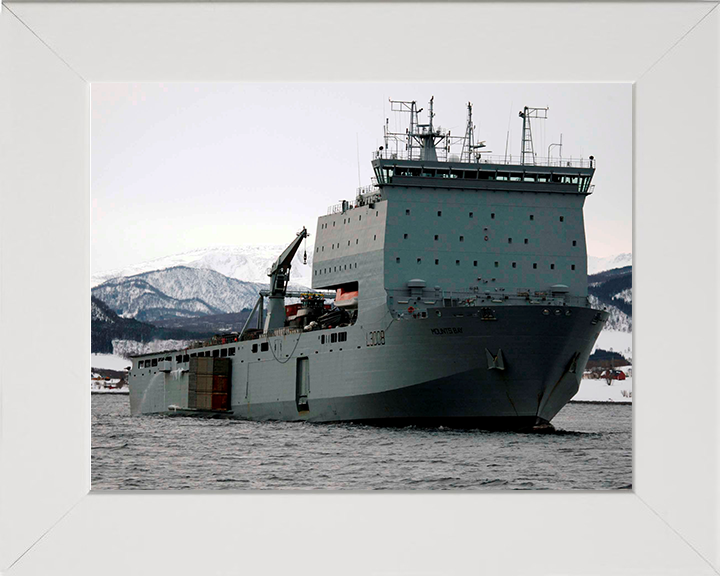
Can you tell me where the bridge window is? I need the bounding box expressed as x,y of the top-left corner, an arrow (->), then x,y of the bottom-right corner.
183,354 -> 190,362
221,348 -> 228,357
252,344 -> 258,353
320,335 -> 325,344
151,359 -> 157,367
176,355 -> 182,362
213,349 -> 219,357
331,333 -> 338,344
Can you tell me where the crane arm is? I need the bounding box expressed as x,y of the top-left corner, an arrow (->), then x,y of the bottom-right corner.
267,227 -> 308,296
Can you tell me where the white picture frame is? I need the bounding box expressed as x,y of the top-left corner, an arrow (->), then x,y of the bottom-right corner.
1,2 -> 718,575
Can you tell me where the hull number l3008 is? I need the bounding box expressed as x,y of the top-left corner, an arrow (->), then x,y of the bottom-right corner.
366,330 -> 385,347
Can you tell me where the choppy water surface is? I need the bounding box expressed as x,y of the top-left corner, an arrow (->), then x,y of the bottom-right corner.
92,395 -> 631,490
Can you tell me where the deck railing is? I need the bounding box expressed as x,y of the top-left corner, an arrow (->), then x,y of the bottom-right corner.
373,149 -> 593,169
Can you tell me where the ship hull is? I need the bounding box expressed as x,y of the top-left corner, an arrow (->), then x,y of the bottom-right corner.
129,304 -> 607,431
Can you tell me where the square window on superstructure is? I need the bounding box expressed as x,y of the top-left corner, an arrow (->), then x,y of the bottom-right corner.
437,211 -> 442,217
512,262 -> 517,268
573,240 -> 577,246
560,216 -> 564,222
494,262 -> 499,268
183,354 -> 190,362
406,209 -> 410,216
152,359 -> 157,367
176,355 -> 182,362
491,213 -> 495,219
404,234 -> 408,239
469,212 -> 474,218
456,260 -> 460,266
228,349 -> 235,357
261,342 -> 269,352
530,215 -> 534,220
396,258 -> 400,263
524,239 -> 528,244
435,259 -> 439,265
533,263 -> 537,269
417,258 -> 422,264
339,332 -> 347,342
473,261 -> 477,267
138,360 -> 144,368
551,264 -> 555,270
508,238 -> 512,244
213,349 -> 220,357
434,235 -> 438,241
252,344 -> 258,353
572,264 -> 576,270
221,348 -> 228,357
321,335 -> 325,345
459,236 -> 464,242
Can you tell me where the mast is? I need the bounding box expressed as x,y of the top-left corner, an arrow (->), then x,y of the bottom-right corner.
519,106 -> 549,165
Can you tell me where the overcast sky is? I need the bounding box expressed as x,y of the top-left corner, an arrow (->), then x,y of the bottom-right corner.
92,83 -> 631,274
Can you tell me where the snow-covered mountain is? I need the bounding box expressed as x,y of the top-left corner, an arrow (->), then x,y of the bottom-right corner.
588,266 -> 632,333
588,253 -> 632,275
92,266 -> 266,322
92,244 -> 314,288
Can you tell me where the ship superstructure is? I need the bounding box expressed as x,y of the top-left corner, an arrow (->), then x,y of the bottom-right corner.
129,98 -> 608,431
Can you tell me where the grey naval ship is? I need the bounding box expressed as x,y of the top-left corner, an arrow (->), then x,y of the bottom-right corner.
129,98 -> 608,431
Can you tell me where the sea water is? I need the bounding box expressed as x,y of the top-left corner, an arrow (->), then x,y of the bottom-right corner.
92,395 -> 631,490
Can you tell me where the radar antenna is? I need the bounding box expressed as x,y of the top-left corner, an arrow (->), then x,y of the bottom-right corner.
519,106 -> 549,165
